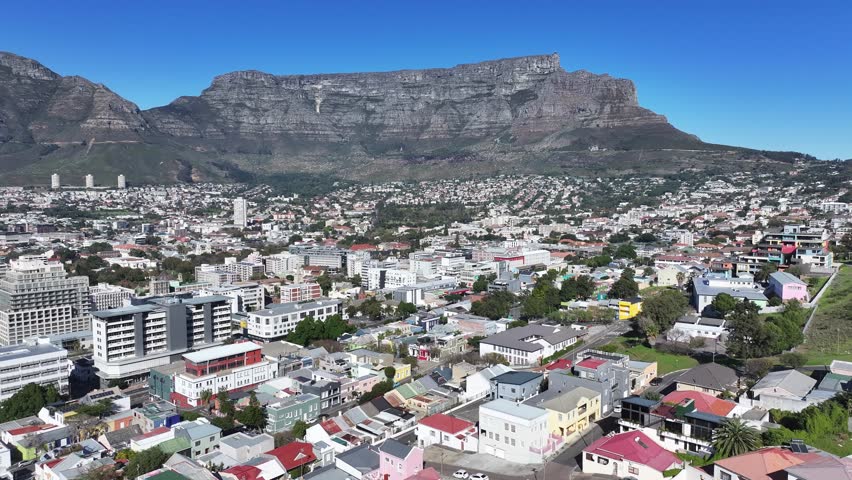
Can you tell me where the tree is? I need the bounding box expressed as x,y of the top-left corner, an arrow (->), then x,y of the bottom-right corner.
218,389 -> 235,417
755,262 -> 778,283
211,416 -> 235,430
744,358 -> 774,379
383,366 -> 397,382
711,293 -> 738,317
639,290 -> 689,338
78,464 -> 120,480
292,420 -> 309,439
779,352 -> 807,369
676,272 -> 686,289
200,389 -> 213,405
471,292 -> 515,320
634,233 -> 657,243
614,243 -> 637,260
360,380 -> 393,403
236,392 -> 267,431
287,314 -> 355,346
317,273 -> 333,295
726,301 -> 769,359
712,418 -> 760,458
124,447 -> 169,478
396,302 -> 417,317
642,390 -> 662,401
481,353 -> 509,366
608,269 -> 639,299
0,383 -> 61,422
472,274 -> 492,293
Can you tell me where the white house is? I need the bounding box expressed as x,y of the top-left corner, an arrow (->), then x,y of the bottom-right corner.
478,399 -> 552,464
416,413 -> 478,452
582,430 -> 682,480
464,364 -> 513,400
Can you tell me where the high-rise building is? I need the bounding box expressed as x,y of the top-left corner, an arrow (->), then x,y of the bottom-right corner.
85,174 -> 94,189
117,174 -> 126,189
89,282 -> 135,311
51,173 -> 60,189
0,256 -> 90,345
233,197 -> 247,227
91,294 -> 233,384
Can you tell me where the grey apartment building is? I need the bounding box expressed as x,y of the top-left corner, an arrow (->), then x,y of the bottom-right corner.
0,256 -> 90,345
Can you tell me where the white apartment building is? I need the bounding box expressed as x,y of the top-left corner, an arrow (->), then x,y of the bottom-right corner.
172,342 -> 277,407
265,253 -> 302,277
234,197 -> 248,227
89,283 -> 135,311
459,262 -> 498,285
365,267 -> 417,291
85,174 -> 94,188
51,173 -> 60,189
478,399 -> 550,464
0,339 -> 72,400
245,299 -> 343,341
479,325 -> 583,366
0,256 -> 90,346
117,174 -> 126,189
91,295 -> 232,384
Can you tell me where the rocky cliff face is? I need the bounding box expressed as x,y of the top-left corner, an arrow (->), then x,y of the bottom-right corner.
144,53 -> 671,149
1,51 -> 764,185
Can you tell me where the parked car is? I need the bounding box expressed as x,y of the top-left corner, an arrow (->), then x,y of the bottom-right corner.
453,470 -> 470,479
650,377 -> 663,386
471,474 -> 490,480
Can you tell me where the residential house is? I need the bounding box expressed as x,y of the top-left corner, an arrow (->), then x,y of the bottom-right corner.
748,369 -> 819,412
266,393 -> 321,434
478,399 -> 555,464
377,439 -> 423,480
768,271 -> 810,302
526,386 -> 601,443
692,276 -> 768,313
334,444 -> 380,480
675,363 -> 739,397
267,441 -> 317,477
218,432 -> 275,464
713,447 -> 821,480
173,419 -> 222,459
464,364 -> 513,400
667,317 -> 728,342
550,350 -> 632,414
98,425 -> 142,452
415,413 -> 478,452
582,430 -> 682,480
133,401 -> 181,433
490,371 -> 542,401
628,361 -> 658,393
785,455 -> 852,480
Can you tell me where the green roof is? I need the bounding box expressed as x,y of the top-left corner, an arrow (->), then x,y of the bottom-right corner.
145,472 -> 191,480
156,437 -> 191,454
409,381 -> 428,395
395,384 -> 417,399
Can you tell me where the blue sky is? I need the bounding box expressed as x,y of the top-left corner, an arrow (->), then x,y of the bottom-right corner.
2,1 -> 850,159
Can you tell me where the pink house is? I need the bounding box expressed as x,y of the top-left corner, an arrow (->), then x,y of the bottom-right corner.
378,439 -> 423,480
769,272 -> 810,302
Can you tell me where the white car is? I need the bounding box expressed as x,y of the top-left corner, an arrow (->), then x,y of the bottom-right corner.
453,470 -> 470,479
471,474 -> 489,480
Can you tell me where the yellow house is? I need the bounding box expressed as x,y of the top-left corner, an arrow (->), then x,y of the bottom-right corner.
392,362 -> 411,383
537,386 -> 601,441
618,297 -> 643,320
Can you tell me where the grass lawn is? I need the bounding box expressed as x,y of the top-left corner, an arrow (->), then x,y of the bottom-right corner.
639,285 -> 671,296
807,276 -> 829,297
800,266 -> 852,365
601,337 -> 699,374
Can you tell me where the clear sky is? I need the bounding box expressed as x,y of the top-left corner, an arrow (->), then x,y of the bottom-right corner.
2,1 -> 850,159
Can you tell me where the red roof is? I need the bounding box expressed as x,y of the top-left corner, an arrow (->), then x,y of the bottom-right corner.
134,426 -> 170,440
350,244 -> 377,251
7,424 -> 56,436
41,458 -> 63,469
576,358 -> 607,370
545,359 -> 573,371
407,467 -> 442,480
222,464 -> 262,480
714,447 -> 821,480
320,418 -> 342,435
584,431 -> 681,473
661,390 -> 736,417
418,413 -> 475,435
266,441 -> 316,470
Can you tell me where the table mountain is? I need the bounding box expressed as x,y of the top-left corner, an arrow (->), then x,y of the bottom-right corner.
0,51 -> 801,185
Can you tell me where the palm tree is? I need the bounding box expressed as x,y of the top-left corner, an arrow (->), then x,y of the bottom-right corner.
712,418 -> 760,458
200,389 -> 213,406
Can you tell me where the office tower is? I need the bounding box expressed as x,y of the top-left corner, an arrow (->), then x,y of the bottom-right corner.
0,256 -> 90,345
51,173 -> 60,189
85,174 -> 94,188
92,294 -> 232,384
233,197 -> 248,227
117,174 -> 126,189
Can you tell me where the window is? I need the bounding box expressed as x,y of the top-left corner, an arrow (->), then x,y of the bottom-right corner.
628,466 -> 638,475
504,423 -> 509,431
720,473 -> 731,480
511,425 -> 515,433
585,453 -> 594,461
597,457 -> 609,465
511,439 -> 516,446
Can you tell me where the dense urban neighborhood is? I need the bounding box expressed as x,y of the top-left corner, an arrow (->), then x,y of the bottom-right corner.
0,161 -> 850,480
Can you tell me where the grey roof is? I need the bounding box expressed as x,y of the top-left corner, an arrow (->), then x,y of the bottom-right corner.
480,324 -> 582,352
250,299 -> 341,317
621,396 -> 659,408
693,280 -> 768,301
304,465 -> 355,480
336,444 -> 379,473
103,425 -> 143,448
219,432 -> 272,450
753,369 -> 817,398
481,399 -> 547,420
492,371 -> 542,385
532,386 -> 600,413
676,363 -> 738,391
770,271 -> 807,286
0,342 -> 66,362
784,455 -> 852,480
817,373 -> 852,392
684,411 -> 725,424
378,438 -> 413,459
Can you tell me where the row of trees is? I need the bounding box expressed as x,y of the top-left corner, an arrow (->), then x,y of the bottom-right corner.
286,314 -> 356,347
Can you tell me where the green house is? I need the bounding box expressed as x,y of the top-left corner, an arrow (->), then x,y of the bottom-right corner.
265,393 -> 320,433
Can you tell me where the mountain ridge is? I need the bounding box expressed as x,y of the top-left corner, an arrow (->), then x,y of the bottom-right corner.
0,51 -> 808,186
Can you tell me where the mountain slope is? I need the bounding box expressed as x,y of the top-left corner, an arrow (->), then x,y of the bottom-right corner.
0,52 -> 797,186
